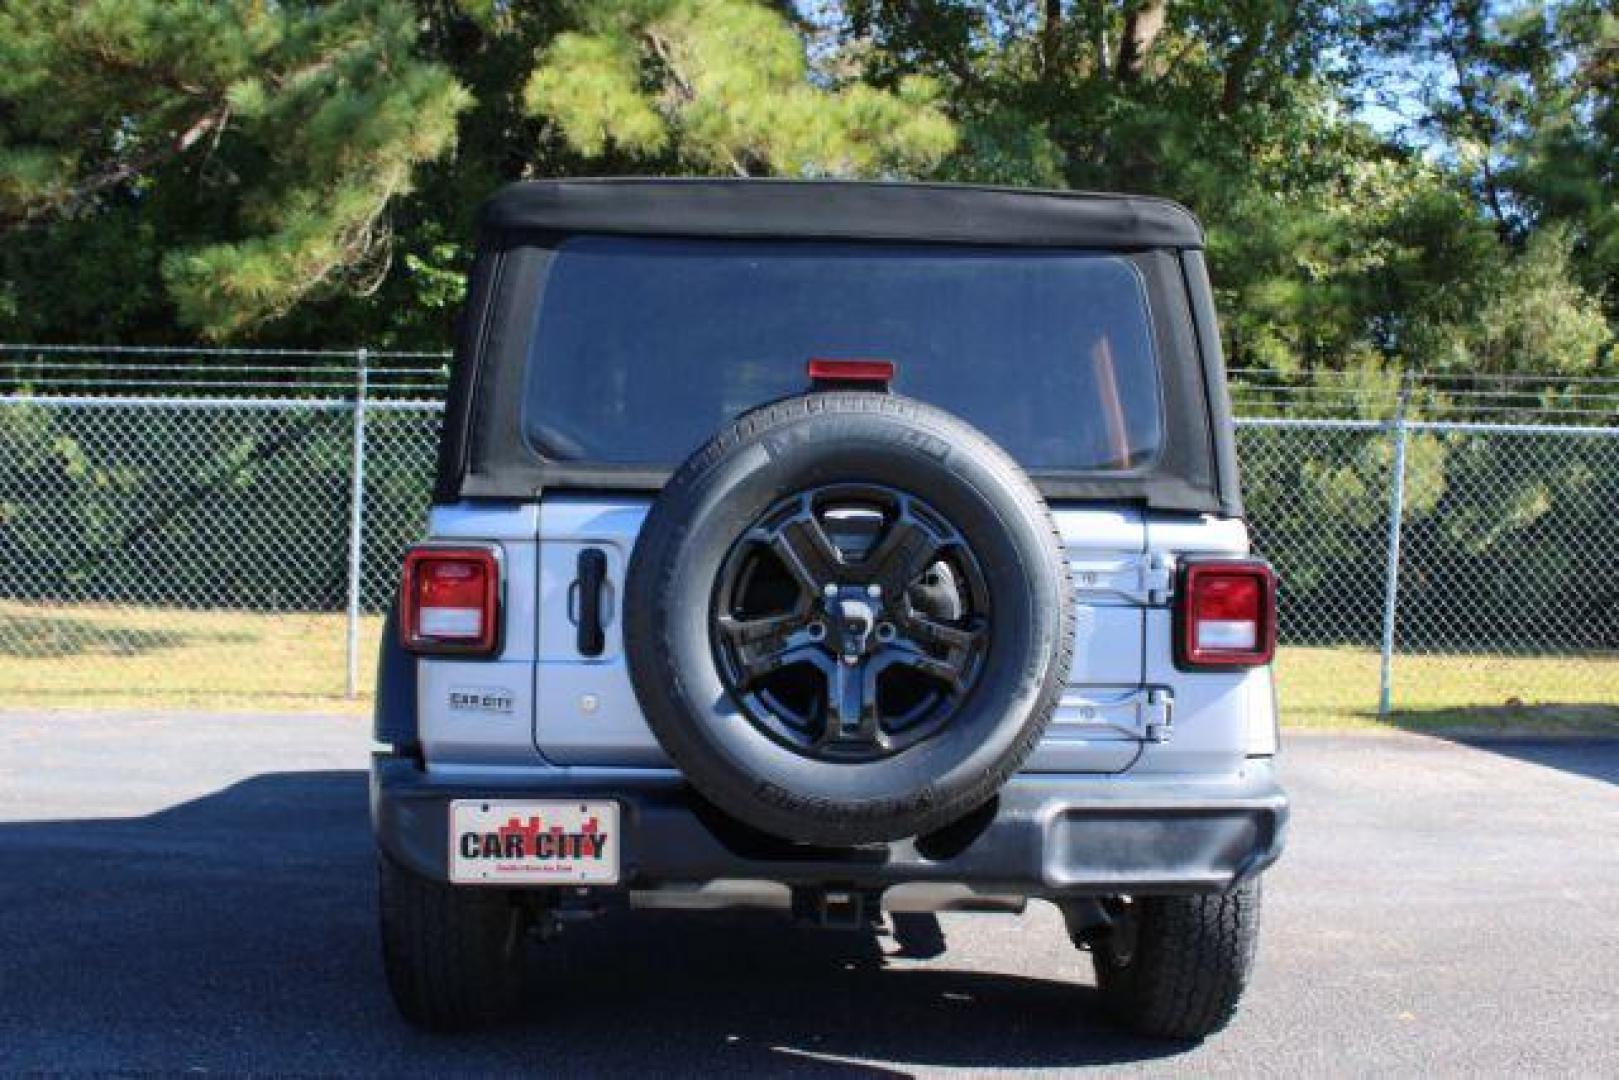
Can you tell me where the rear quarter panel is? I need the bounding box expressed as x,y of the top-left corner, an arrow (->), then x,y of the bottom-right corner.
1137,514 -> 1278,774
413,504 -> 544,765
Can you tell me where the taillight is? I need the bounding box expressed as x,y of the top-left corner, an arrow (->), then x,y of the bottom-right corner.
400,545 -> 502,656
1175,558 -> 1276,669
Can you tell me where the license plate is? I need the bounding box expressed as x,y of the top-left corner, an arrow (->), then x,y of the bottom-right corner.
449,800 -> 620,885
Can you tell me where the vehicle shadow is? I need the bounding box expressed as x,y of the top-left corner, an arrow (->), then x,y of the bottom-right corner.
0,610 -> 193,657
1381,706 -> 1619,788
0,771 -> 1187,1075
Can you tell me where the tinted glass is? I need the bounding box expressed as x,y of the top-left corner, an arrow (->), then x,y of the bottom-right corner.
523,236 -> 1162,471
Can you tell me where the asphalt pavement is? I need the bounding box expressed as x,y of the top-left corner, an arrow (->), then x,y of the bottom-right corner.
0,712 -> 1615,1077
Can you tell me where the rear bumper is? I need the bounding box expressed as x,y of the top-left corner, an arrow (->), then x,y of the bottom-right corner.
371,754 -> 1287,897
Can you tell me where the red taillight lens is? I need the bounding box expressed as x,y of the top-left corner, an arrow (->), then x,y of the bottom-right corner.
1176,559 -> 1276,668
400,546 -> 501,655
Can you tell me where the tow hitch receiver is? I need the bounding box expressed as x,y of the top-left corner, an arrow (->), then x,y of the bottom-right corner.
793,887 -> 882,929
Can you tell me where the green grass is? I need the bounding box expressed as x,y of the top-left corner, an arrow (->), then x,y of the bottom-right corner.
2,602 -> 1616,733
1278,645 -> 1619,733
0,601 -> 379,714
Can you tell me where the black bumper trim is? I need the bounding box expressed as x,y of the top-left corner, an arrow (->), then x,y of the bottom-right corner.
370,755 -> 1288,896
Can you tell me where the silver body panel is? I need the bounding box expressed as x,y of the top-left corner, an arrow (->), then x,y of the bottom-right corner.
415,504 -> 542,765
414,497 -> 1276,780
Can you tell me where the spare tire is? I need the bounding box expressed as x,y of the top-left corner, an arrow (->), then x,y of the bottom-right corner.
624,392 -> 1073,845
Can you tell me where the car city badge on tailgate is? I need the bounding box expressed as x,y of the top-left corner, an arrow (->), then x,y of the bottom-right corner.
448,686 -> 514,714
449,800 -> 620,884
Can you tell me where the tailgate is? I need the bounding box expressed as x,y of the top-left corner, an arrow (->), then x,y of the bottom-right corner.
532,496 -> 1152,773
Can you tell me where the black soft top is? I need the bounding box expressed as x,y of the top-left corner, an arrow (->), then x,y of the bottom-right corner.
480,178 -> 1205,250
440,179 -> 1241,516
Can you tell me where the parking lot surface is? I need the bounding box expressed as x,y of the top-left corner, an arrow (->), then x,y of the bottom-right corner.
0,712 -> 1615,1077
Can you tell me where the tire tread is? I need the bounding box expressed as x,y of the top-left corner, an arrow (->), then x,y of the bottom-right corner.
378,852 -> 525,1031
1091,881 -> 1262,1040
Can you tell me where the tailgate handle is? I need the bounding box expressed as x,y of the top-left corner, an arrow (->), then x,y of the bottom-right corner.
573,548 -> 608,657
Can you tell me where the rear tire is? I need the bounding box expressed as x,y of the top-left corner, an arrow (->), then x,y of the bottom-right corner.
378,851 -> 528,1031
1087,881 -> 1263,1040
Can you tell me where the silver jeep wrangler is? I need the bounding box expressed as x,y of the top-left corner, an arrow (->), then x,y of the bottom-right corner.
372,179 -> 1287,1039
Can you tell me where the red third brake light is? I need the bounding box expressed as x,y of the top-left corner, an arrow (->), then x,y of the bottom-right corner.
1175,558 -> 1277,669
807,357 -> 896,387
400,546 -> 502,655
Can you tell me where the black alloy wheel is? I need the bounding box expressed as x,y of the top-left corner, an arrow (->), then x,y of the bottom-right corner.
712,484 -> 990,762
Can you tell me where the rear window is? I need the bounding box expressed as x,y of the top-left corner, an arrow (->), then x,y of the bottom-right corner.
522,236 -> 1162,472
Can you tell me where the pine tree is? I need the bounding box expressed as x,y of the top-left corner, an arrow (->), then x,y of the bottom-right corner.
0,0 -> 956,340
0,0 -> 470,338
523,0 -> 956,178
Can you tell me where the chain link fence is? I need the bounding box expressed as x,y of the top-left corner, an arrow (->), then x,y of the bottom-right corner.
1237,416 -> 1619,721
2,347 -> 1616,720
0,392 -> 441,704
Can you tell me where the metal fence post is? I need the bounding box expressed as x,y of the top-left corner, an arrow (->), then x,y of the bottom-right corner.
344,348 -> 370,699
1378,386 -> 1412,715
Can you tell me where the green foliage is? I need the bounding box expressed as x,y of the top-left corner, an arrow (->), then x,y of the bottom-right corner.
524,0 -> 956,177
404,244 -> 470,313
1371,0 -> 1619,329
0,0 -> 1614,373
0,0 -> 470,339
526,31 -> 669,158
162,17 -> 473,336
1447,227 -> 1614,375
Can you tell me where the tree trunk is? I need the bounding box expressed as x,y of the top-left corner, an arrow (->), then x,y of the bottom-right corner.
1042,0 -> 1063,79
1221,34 -> 1261,112
1116,0 -> 1168,83
1439,3 -> 1511,234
